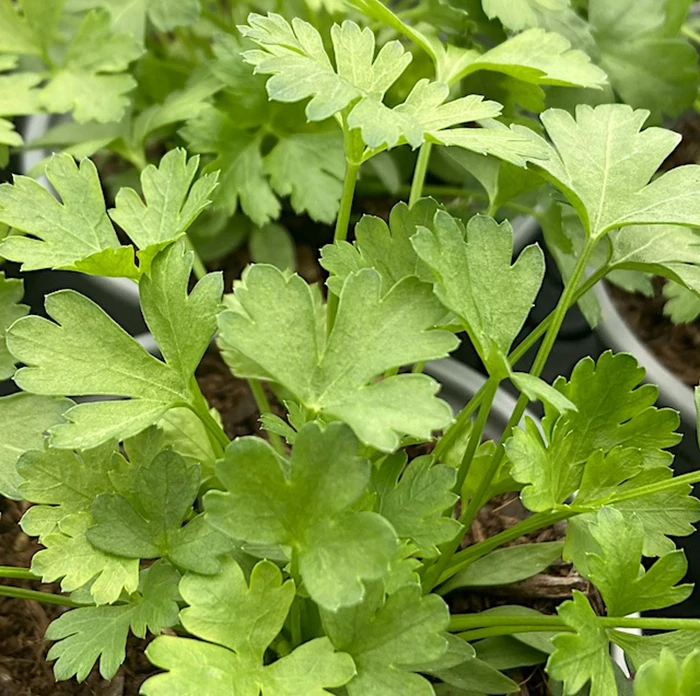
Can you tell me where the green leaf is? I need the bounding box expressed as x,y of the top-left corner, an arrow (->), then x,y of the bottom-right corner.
440,541 -> 564,593
431,655 -> 519,694
18,441 -> 123,538
142,558 -> 356,695
413,211 -> 544,374
218,265 -> 456,451
663,282 -> 700,324
40,11 -> 142,123
584,508 -> 691,616
88,450 -> 231,574
205,422 -> 397,610
530,104 -> 700,238
321,581 -> 449,695
321,198 -> 439,295
547,591 -> 617,696
510,373 -> 577,414
0,0 -> 42,54
182,107 -> 344,225
482,0 -> 568,32
374,453 -> 461,558
89,0 -> 201,39
634,649 -> 700,696
613,630 -> 700,672
0,272 -> 27,379
475,636 -> 547,671
250,224 -> 296,271
32,513 -> 139,605
241,14 -> 545,163
589,0 -> 698,118
0,392 -> 71,499
109,148 -> 219,268
46,561 -> 180,682
157,407 -> 218,478
0,72 -> 43,116
452,28 -> 607,89
7,242 -> 222,449
0,155 -> 132,275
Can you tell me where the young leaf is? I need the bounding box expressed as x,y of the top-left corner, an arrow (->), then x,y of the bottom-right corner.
0,392 -> 71,499
7,242 -> 223,449
320,581 -> 449,695
321,198 -> 439,295
440,541 -> 564,593
109,148 -> 219,270
584,508 -> 692,616
0,272 -> 27,379
40,10 -> 142,123
412,211 -> 544,375
218,265 -> 456,451
374,454 -> 461,558
547,591 -> 617,696
530,104 -> 700,238
205,422 -> 397,610
32,513 -> 139,605
142,558 -> 356,695
88,451 -> 231,574
482,0 -> 567,32
663,282 -> 700,324
634,649 -> 700,696
46,561 -> 181,682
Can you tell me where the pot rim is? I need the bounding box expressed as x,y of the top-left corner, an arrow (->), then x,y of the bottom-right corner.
594,282 -> 696,425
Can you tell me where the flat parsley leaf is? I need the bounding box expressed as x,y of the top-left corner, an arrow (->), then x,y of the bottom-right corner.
7,241 -> 222,449
205,422 -> 397,610
47,561 -> 180,682
0,272 -> 27,379
0,392 -> 70,498
142,558 -> 356,695
529,104 -> 700,238
413,211 -> 545,375
88,451 -> 232,574
320,581 -> 449,695
218,265 -> 456,451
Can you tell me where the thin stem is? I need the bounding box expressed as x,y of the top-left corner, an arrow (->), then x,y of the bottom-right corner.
185,237 -> 208,281
682,24 -> 700,44
247,379 -> 285,455
450,613 -> 564,632
459,239 -> 597,535
0,584 -> 78,607
456,625 -> 568,641
0,566 -> 38,580
423,379 -> 500,592
409,143 -> 433,207
601,617 -> 700,631
189,380 -> 230,454
289,554 -> 303,648
327,160 -> 361,332
433,382 -> 487,461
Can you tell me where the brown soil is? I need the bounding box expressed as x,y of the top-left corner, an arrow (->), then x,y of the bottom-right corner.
608,279 -> 700,387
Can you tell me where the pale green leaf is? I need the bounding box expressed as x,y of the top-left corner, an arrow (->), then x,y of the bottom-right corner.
218,265 -> 456,451
413,211 -> 544,374
0,72 -> 42,116
634,649 -> 700,696
109,148 -> 219,264
32,513 -> 139,605
205,423 -> 397,610
584,508 -> 692,616
0,0 -> 41,54
547,591 -> 617,696
0,392 -> 70,498
0,272 -> 28,379
250,224 -> 296,271
613,630 -> 700,672
663,282 -> 700,324
40,11 -> 142,123
143,558 -> 355,695
482,0 -> 568,32
530,104 -> 700,238
510,373 -> 577,414
321,581 -> 449,696
47,561 -> 180,681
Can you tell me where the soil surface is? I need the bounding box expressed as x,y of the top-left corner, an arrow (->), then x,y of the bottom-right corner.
608,279 -> 700,387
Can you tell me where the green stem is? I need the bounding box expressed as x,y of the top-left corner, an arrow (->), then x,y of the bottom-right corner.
456,626 -> 567,641
450,613 -> 564,632
247,379 -> 285,455
289,554 -> 303,648
327,159 -> 361,332
189,380 -> 230,454
433,263 -> 608,464
409,142 -> 433,207
0,566 -> 38,580
682,24 -> 700,44
459,239 -> 597,534
0,584 -> 78,607
423,379 -> 500,592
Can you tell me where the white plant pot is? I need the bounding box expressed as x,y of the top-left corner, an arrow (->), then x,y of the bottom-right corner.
595,283 -> 696,426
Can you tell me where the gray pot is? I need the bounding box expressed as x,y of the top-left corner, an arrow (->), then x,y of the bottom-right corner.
595,283 -> 696,427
